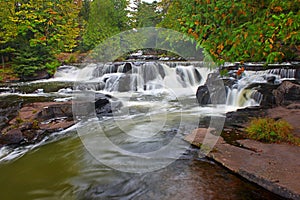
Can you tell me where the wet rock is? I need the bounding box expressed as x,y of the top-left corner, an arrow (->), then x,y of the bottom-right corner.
196,73 -> 230,105
122,62 -> 132,73
222,78 -> 237,88
118,74 -> 136,92
0,129 -> 24,145
196,85 -> 211,105
20,70 -> 51,82
272,81 -> 300,106
184,128 -> 300,200
296,69 -> 300,79
0,102 -> 75,146
75,82 -> 105,91
73,92 -> 122,119
266,75 -> 276,84
35,102 -> 73,120
246,82 -> 278,108
209,139 -> 300,200
96,94 -> 123,117
95,93 -> 113,115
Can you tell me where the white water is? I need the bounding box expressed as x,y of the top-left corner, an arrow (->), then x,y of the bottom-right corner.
55,62 -> 261,108
1,62 -> 296,163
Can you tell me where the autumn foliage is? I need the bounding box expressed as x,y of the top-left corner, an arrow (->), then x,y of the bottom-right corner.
159,0 -> 300,64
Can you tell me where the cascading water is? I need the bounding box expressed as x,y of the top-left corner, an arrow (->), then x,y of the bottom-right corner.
0,61 -> 288,200
52,62 -> 264,108
267,68 -> 297,79
86,62 -> 206,92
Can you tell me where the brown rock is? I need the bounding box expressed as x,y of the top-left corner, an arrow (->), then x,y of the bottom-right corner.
39,120 -> 74,132
1,102 -> 74,145
0,129 -> 24,145
272,81 -> 300,106
185,128 -> 300,200
267,106 -> 300,137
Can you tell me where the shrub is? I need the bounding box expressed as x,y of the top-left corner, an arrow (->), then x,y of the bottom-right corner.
219,69 -> 229,77
246,117 -> 298,144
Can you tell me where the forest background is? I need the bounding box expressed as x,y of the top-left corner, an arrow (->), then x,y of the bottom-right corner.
0,0 -> 299,79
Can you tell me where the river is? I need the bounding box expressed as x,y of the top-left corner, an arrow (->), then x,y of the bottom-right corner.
0,61 -> 288,199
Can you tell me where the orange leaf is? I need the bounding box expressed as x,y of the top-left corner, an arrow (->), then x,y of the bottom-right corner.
286,18 -> 293,26
217,44 -> 224,50
191,32 -> 199,39
273,6 -> 283,12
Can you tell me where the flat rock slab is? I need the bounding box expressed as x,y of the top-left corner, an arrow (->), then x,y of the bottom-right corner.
267,105 -> 300,137
184,129 -> 300,200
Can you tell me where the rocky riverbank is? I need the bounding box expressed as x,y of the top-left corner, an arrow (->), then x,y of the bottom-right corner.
188,70 -> 300,199
0,93 -> 121,147
185,128 -> 300,199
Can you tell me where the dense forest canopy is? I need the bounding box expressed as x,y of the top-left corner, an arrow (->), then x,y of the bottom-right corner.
0,0 -> 299,78
159,0 -> 300,64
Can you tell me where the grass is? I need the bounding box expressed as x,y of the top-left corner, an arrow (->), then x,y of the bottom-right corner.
246,117 -> 300,145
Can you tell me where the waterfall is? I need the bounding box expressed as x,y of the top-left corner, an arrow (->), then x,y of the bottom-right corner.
69,62 -> 208,93
224,71 -> 269,107
226,87 -> 260,107
267,68 -> 296,79
223,67 -> 297,107
52,62 -> 297,109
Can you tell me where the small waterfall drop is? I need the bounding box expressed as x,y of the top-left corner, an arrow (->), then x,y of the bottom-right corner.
267,68 -> 296,79
225,71 -> 268,107
72,62 -> 208,93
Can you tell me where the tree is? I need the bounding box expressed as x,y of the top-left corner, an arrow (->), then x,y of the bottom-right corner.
159,0 -> 300,64
0,0 -> 18,67
83,0 -> 130,49
131,1 -> 162,28
3,0 -> 82,77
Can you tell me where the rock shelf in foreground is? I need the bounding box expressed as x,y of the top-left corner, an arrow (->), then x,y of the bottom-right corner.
185,128 -> 300,200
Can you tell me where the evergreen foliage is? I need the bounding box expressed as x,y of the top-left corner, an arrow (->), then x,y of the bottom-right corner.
0,0 -> 81,77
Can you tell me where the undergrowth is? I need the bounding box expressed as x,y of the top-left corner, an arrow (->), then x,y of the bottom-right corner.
246,118 -> 300,145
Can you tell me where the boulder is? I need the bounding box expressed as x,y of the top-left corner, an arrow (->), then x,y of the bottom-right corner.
94,93 -> 122,116
20,70 -> 51,82
246,82 -> 278,108
196,85 -> 211,105
122,62 -> 132,73
196,73 -> 230,105
266,75 -> 276,84
272,81 -> 300,106
0,129 -> 24,145
296,69 -> 300,79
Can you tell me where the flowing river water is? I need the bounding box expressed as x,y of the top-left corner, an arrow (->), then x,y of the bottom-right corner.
0,61 -> 292,199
